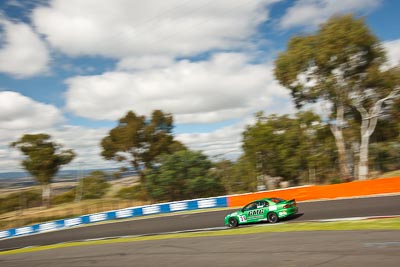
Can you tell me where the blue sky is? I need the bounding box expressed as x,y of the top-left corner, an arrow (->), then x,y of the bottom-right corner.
0,0 -> 399,173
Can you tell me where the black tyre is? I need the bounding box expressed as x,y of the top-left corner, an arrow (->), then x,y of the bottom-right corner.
267,212 -> 279,223
228,217 -> 239,228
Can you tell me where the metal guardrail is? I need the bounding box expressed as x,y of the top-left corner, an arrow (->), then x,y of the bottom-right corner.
0,196 -> 228,240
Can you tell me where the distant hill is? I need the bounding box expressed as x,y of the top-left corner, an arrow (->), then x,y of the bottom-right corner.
0,171 -> 29,180
0,168 -> 137,182
0,168 -> 138,187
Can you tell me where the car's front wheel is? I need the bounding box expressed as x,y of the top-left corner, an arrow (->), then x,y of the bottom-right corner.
267,212 -> 279,223
228,217 -> 239,227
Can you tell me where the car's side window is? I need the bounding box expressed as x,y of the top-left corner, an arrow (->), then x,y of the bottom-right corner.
244,202 -> 257,211
256,201 -> 268,208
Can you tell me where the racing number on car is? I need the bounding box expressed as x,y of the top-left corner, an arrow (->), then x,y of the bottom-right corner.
238,215 -> 247,223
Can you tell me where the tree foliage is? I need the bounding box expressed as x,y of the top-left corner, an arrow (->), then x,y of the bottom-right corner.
242,111 -> 336,184
11,134 -> 75,207
274,15 -> 399,180
219,156 -> 258,193
274,15 -> 384,108
116,184 -> 148,201
101,110 -> 186,178
145,150 -> 225,201
77,171 -> 111,199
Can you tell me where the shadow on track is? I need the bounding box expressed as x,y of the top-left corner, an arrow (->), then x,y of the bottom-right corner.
281,213 -> 304,222
237,213 -> 304,228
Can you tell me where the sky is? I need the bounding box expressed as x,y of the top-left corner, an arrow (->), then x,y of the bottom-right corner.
0,0 -> 399,173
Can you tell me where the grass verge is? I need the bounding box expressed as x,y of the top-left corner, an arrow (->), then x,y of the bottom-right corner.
1,217 -> 399,256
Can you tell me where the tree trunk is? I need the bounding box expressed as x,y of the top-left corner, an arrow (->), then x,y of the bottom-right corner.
358,135 -> 370,180
330,104 -> 351,182
354,87 -> 399,180
354,87 -> 400,180
356,109 -> 377,181
334,129 -> 351,181
42,183 -> 51,208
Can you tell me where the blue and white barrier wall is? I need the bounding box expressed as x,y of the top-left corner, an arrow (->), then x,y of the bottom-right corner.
0,196 -> 228,240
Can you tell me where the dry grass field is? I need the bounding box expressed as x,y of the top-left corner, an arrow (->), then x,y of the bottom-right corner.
0,176 -> 146,230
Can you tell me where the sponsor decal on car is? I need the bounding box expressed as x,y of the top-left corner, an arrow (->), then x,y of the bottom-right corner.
278,211 -> 287,217
269,205 -> 277,211
248,209 -> 264,216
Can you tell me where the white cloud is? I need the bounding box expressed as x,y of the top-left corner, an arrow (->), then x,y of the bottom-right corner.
0,91 -> 63,130
116,55 -> 174,71
33,0 -> 278,60
65,53 -> 292,124
177,123 -> 244,161
279,0 -> 381,30
0,20 -> 50,78
0,91 -> 63,172
0,129 -> 24,172
383,39 -> 400,68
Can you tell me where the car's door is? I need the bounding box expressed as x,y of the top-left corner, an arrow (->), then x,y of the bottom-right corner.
242,201 -> 267,223
258,200 -> 269,220
240,202 -> 256,223
255,200 -> 268,221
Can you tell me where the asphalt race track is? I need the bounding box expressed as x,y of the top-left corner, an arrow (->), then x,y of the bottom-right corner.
2,231 -> 399,267
1,195 -> 399,251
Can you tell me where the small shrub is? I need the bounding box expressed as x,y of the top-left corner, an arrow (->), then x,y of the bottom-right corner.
52,189 -> 76,204
0,190 -> 41,214
116,184 -> 148,201
329,176 -> 342,184
77,172 -> 111,199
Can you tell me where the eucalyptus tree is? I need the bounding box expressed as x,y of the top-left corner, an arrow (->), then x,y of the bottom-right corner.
11,134 -> 75,207
274,15 -> 399,180
351,67 -> 400,179
101,110 -> 186,180
242,111 -> 335,184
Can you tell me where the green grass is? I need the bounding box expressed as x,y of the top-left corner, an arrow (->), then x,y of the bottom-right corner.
1,217 -> 399,256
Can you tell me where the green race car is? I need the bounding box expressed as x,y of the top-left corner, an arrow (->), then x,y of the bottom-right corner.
224,197 -> 298,227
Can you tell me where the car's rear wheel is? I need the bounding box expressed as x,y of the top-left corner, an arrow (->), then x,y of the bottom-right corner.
267,212 -> 279,223
229,217 -> 239,227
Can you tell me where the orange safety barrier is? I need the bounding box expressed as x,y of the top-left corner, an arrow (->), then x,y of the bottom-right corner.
227,176 -> 400,207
